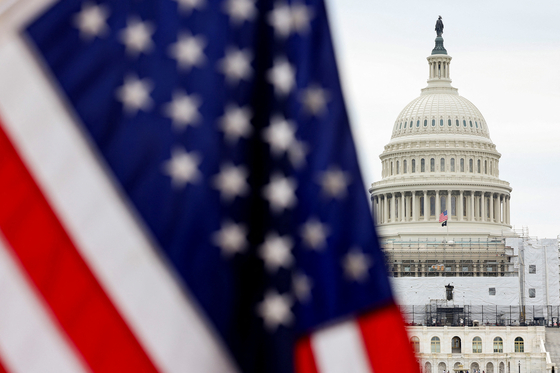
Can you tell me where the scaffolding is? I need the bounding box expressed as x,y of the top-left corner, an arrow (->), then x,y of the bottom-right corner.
382,238 -> 516,277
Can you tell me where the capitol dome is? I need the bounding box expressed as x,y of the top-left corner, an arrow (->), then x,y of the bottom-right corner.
369,32 -> 513,241
391,93 -> 490,139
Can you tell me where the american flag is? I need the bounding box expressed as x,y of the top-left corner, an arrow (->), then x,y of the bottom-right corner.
0,0 -> 419,372
439,210 -> 448,223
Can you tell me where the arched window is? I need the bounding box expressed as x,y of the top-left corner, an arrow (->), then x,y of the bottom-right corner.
424,119 -> 427,127
448,119 -> 452,126
515,337 -> 524,352
416,120 -> 420,127
410,121 -> 413,128
421,159 -> 425,172
476,121 -> 479,128
412,159 -> 416,173
463,120 -> 467,127
451,336 -> 461,353
485,160 -> 487,174
470,120 -> 473,127
403,160 -> 408,173
431,336 -> 440,353
391,162 -> 393,175
490,161 -> 493,175
411,337 -> 420,353
432,119 -> 435,127
451,196 -> 456,216
460,158 -> 464,172
472,336 -> 482,353
396,161 -> 400,174
430,196 -> 435,216
420,196 -> 424,216
456,119 -> 459,126
477,159 -> 481,173
469,159 -> 473,173
450,158 -> 455,172
440,158 -> 445,172
430,158 -> 435,172
493,337 -> 503,353
440,119 -> 443,126
399,122 -> 402,129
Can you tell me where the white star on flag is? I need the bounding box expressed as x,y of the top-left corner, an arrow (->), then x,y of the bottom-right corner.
267,57 -> 296,96
219,104 -> 253,144
73,2 -> 110,40
288,140 -> 308,169
262,115 -> 296,157
115,75 -> 154,115
317,166 -> 351,199
119,17 -> 155,57
212,220 -> 248,257
290,2 -> 314,34
163,90 -> 202,130
173,0 -> 205,15
268,3 -> 292,38
257,291 -> 294,332
300,84 -> 330,116
168,32 -> 207,71
343,248 -> 372,282
218,47 -> 253,85
263,173 -> 297,214
300,218 -> 329,250
212,163 -> 250,202
259,232 -> 294,272
292,272 -> 312,303
222,0 -> 257,25
162,147 -> 202,188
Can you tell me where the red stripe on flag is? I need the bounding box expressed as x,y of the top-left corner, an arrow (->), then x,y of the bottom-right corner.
294,335 -> 319,373
0,356 -> 9,373
0,121 -> 159,373
358,303 -> 421,373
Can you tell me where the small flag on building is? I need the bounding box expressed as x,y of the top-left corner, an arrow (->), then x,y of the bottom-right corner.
440,210 -> 448,226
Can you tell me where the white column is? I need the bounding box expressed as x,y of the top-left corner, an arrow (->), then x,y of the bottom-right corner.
459,190 -> 464,221
423,190 -> 428,222
470,192 -> 475,221
390,194 -> 395,222
412,192 -> 416,222
490,193 -> 494,222
383,194 -> 388,224
506,196 -> 510,225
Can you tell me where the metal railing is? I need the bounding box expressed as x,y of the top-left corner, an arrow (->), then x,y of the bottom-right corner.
400,305 -> 560,327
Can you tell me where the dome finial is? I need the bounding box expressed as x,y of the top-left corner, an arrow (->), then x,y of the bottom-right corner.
432,16 -> 447,55
435,16 -> 444,37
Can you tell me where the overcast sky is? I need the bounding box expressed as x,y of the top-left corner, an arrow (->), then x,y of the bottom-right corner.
325,0 -> 560,239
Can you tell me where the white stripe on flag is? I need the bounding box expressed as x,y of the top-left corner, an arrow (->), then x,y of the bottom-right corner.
0,36 -> 238,373
0,235 -> 90,373
311,320 -> 373,373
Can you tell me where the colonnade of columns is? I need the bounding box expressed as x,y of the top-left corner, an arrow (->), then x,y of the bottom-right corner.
372,190 -> 510,225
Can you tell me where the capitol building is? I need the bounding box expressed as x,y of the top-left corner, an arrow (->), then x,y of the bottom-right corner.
369,21 -> 560,373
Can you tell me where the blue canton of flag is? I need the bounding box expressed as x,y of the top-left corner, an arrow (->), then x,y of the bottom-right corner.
21,0 -> 413,372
